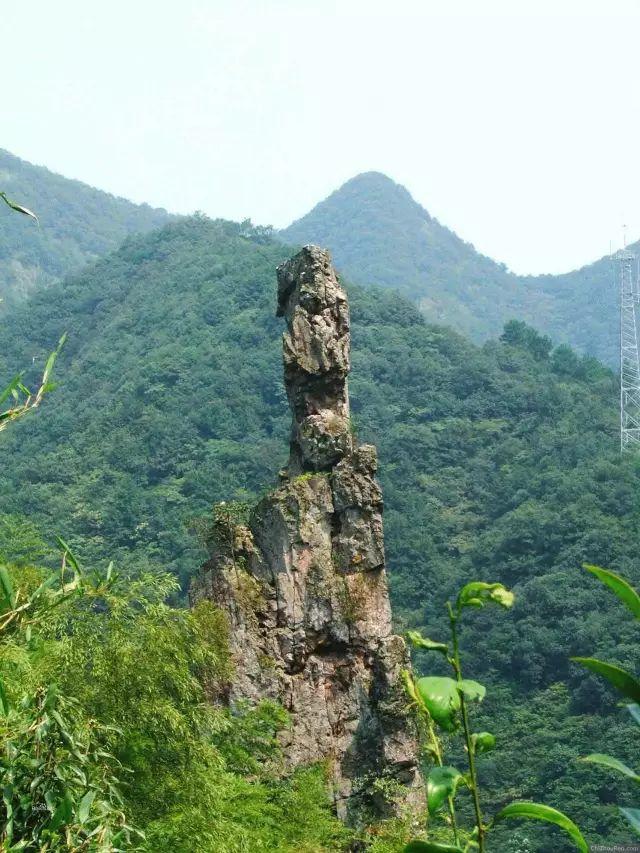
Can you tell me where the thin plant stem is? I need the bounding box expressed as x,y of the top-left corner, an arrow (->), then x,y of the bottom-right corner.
448,603 -> 485,853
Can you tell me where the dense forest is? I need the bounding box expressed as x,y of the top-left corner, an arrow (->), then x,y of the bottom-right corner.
282,172 -> 622,365
1,215 -> 638,849
0,149 -> 171,308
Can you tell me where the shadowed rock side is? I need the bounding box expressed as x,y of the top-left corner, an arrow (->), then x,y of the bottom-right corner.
190,245 -> 422,824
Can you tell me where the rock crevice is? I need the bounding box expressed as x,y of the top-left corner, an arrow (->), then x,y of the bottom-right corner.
191,245 -> 421,822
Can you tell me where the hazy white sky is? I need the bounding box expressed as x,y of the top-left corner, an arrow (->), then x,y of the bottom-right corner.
4,0 -> 640,274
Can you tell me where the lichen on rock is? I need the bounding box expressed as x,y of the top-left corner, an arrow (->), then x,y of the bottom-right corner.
191,245 -> 422,824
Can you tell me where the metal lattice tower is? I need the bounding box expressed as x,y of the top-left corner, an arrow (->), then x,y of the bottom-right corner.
617,249 -> 640,451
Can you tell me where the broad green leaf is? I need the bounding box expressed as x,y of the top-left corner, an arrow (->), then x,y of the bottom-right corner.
404,843 -> 463,853
472,731 -> 496,754
581,753 -> 640,782
459,679 -> 486,702
493,802 -> 587,852
620,807 -> 640,835
406,630 -> 449,655
416,677 -> 485,730
0,565 -> 16,609
427,766 -> 464,814
628,704 -> 640,726
416,676 -> 460,731
584,564 -> 640,619
571,657 -> 640,703
457,581 -> 514,610
78,789 -> 96,824
50,790 -> 73,831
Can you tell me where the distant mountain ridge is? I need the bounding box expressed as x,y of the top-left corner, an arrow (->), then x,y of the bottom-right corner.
281,172 -> 620,365
0,148 -> 172,308
0,150 -> 622,364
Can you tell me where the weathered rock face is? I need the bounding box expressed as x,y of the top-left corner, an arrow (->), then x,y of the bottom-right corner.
191,245 -> 421,823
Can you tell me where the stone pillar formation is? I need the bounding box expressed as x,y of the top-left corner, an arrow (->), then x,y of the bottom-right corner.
190,245 -> 421,824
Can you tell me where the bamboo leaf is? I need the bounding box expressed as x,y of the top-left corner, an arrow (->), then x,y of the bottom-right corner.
0,565 -> 16,609
493,802 -> 587,852
404,843 -> 464,853
0,191 -> 38,223
55,537 -> 80,573
571,657 -> 640,703
78,789 -> 96,824
49,790 -> 73,831
0,375 -> 22,406
0,675 -> 9,715
581,753 -> 640,781
584,564 -> 640,619
620,807 -> 640,835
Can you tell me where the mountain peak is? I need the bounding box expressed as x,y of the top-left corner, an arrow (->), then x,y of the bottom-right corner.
303,171 -> 429,220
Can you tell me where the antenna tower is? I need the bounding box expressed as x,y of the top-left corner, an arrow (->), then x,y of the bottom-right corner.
617,248 -> 640,451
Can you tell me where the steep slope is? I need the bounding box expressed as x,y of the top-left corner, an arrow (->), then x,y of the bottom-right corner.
0,148 -> 172,306
0,217 -> 638,848
281,172 -> 619,365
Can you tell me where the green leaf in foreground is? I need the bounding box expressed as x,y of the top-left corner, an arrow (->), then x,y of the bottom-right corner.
404,842 -> 463,853
581,753 -> 640,782
427,766 -> 464,814
416,676 -> 486,731
0,564 -> 16,609
457,581 -> 514,610
493,802 -> 587,852
621,807 -> 640,835
571,657 -> 640,703
472,731 -> 496,754
459,679 -> 486,702
584,564 -> 640,619
0,191 -> 38,223
416,676 -> 460,731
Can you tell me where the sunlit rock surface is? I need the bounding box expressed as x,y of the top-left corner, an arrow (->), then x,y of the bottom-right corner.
191,246 -> 422,823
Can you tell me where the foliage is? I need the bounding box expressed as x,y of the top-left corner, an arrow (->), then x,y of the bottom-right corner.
0,332 -> 65,433
0,545 -> 139,849
404,582 -> 586,852
0,544 -> 350,851
1,215 -> 638,848
572,564 -> 640,837
0,148 -> 171,308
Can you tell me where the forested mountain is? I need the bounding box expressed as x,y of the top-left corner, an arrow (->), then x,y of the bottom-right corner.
0,149 -> 172,307
0,149 -> 622,366
282,172 -> 622,365
1,216 -> 638,849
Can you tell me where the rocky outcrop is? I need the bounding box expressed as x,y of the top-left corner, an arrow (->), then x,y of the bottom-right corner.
191,245 -> 421,824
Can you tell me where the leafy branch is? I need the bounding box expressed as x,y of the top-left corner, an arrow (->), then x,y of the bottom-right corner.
571,563 -> 640,837
403,581 -> 587,853
0,333 -> 66,433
